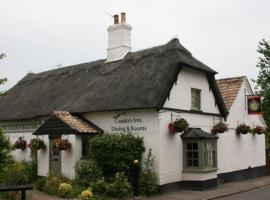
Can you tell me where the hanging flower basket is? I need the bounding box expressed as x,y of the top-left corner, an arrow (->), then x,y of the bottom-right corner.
168,118 -> 189,134
28,137 -> 46,152
236,123 -> 251,134
211,122 -> 228,134
53,139 -> 71,151
252,126 -> 266,134
13,137 -> 27,150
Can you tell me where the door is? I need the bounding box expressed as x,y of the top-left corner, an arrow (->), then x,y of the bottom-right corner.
49,135 -> 61,175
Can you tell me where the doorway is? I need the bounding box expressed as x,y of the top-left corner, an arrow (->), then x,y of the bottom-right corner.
49,135 -> 61,175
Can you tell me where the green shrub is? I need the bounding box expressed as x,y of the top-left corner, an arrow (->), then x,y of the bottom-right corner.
0,161 -> 36,186
92,173 -> 131,199
107,172 -> 132,198
68,184 -> 85,198
90,134 -> 145,178
0,129 -> 12,174
58,183 -> 72,197
139,149 -> 159,196
34,177 -> 46,191
75,159 -> 102,186
91,178 -> 109,196
43,174 -> 63,195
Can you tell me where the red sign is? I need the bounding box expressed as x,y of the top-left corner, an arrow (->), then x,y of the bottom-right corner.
247,96 -> 261,115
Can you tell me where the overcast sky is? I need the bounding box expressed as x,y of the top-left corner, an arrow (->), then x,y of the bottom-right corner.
1,0 -> 270,90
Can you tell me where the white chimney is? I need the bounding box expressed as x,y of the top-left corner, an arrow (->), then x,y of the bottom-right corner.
106,12 -> 132,62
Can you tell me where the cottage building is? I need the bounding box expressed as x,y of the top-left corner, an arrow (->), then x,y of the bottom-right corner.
0,13 -> 266,190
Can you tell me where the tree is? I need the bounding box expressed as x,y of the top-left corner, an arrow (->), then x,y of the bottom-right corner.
0,129 -> 12,175
253,39 -> 270,146
0,53 -> 7,96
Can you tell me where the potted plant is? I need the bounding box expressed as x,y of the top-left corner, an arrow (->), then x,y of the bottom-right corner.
211,122 -> 228,134
236,123 -> 251,134
252,126 -> 265,134
13,137 -> 27,150
53,139 -> 72,151
168,118 -> 189,133
28,137 -> 46,152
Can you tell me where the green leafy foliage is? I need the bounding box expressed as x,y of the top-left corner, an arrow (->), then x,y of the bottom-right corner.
253,39 -> 270,146
0,161 -> 37,186
75,159 -> 102,187
0,129 -> 12,174
91,173 -> 131,199
0,53 -> 7,96
139,149 -> 159,196
90,134 -> 145,178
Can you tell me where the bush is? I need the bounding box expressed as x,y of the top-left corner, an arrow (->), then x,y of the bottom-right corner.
92,173 -> 131,199
0,129 -> 12,174
139,149 -> 158,196
91,178 -> 108,196
107,172 -> 132,198
75,160 -> 102,186
34,177 -> 46,191
68,184 -> 85,198
90,134 -> 145,178
58,183 -> 72,197
43,174 -> 63,195
0,161 -> 37,186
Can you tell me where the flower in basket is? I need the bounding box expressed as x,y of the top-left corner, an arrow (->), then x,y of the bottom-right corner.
168,118 -> 189,133
13,137 -> 27,150
236,123 -> 251,134
211,122 -> 228,134
28,137 -> 46,152
53,139 -> 71,151
252,126 -> 266,134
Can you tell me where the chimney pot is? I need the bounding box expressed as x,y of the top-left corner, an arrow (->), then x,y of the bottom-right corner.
121,12 -> 126,23
114,15 -> 119,24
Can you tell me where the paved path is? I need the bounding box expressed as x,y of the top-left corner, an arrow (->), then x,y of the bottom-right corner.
27,175 -> 270,200
216,185 -> 270,200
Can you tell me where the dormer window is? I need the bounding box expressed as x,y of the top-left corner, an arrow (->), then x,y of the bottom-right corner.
191,88 -> 201,110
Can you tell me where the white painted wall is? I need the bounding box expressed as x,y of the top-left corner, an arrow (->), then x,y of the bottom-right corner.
5,132 -> 36,161
37,135 -> 49,176
158,111 -> 219,185
159,67 -> 221,185
164,67 -> 220,114
217,78 -> 266,174
61,134 -> 82,179
84,109 -> 160,181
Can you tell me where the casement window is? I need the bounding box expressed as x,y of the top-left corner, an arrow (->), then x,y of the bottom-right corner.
81,135 -> 91,159
191,88 -> 201,110
186,142 -> 199,167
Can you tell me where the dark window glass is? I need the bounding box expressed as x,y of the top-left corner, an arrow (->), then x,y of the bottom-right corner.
186,142 -> 199,167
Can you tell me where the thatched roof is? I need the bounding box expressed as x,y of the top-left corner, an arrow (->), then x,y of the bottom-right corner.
0,38 -> 228,121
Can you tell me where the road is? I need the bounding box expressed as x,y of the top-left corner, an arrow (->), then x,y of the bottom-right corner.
217,185 -> 270,200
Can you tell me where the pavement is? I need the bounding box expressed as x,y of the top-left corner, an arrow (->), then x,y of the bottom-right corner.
27,175 -> 270,200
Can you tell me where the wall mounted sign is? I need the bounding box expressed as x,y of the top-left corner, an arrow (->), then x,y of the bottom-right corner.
111,113 -> 147,133
247,96 -> 261,115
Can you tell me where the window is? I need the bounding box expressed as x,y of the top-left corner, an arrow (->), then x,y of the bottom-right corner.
186,143 -> 199,167
203,142 -> 216,168
191,88 -> 201,110
183,140 -> 217,172
81,135 -> 91,158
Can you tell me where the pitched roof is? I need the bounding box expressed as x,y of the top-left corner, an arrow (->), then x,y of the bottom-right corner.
181,128 -> 218,139
216,76 -> 245,110
0,38 -> 227,121
34,111 -> 103,135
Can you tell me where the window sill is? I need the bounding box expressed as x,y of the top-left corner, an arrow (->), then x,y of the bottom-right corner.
190,109 -> 203,113
183,167 -> 218,173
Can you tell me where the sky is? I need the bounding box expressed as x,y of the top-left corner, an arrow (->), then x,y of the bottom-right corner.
0,0 -> 270,90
